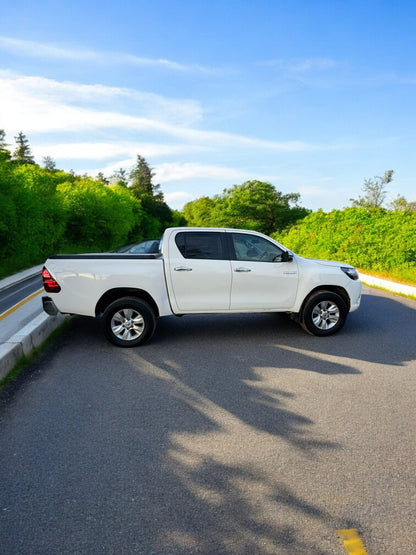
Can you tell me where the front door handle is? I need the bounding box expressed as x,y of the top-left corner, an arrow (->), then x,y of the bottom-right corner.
174,266 -> 193,271
234,267 -> 251,272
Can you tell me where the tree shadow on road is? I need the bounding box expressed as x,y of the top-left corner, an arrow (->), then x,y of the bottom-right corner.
3,288 -> 412,553
303,289 -> 416,367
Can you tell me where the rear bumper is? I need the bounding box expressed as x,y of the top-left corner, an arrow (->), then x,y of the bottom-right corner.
42,296 -> 60,316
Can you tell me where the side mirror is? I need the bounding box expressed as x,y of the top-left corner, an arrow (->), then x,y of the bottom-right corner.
281,251 -> 293,263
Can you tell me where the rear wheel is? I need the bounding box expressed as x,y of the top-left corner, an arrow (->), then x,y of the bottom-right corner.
103,297 -> 156,347
301,291 -> 348,336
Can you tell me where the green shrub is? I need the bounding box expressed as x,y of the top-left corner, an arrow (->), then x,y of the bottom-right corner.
276,208 -> 416,284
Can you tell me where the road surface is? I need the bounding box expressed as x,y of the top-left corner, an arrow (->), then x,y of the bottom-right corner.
0,287 -> 415,554
0,274 -> 44,344
0,274 -> 43,314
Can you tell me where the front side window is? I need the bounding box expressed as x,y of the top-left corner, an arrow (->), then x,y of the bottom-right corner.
175,232 -> 225,259
231,233 -> 284,262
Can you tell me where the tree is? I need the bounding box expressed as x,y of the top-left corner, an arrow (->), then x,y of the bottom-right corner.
389,195 -> 416,212
0,129 -> 11,163
57,178 -> 138,250
42,156 -> 56,171
350,170 -> 394,209
96,172 -> 109,185
214,180 -> 310,234
129,155 -> 163,201
129,155 -> 154,197
111,168 -> 128,187
183,196 -> 218,226
13,132 -> 36,165
124,155 -> 173,235
0,129 -> 7,150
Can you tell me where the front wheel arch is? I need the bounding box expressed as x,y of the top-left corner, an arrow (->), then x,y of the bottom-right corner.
300,290 -> 348,336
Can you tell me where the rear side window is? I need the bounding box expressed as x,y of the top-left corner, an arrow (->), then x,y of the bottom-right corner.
175,232 -> 225,259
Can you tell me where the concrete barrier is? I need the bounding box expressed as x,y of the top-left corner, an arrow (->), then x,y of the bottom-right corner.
0,313 -> 70,381
359,272 -> 416,298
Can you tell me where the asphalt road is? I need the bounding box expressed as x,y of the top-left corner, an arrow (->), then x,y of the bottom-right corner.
0,274 -> 43,314
0,287 -> 415,554
0,274 -> 44,344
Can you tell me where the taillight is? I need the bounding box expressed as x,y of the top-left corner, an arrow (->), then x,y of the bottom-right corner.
42,266 -> 61,292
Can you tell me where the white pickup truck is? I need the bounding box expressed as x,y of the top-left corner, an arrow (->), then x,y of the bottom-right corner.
42,227 -> 362,347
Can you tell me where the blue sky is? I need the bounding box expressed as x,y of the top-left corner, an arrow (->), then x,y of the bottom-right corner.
1,0 -> 415,211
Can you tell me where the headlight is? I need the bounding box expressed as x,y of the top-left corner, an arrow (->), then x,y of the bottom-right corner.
341,266 -> 359,280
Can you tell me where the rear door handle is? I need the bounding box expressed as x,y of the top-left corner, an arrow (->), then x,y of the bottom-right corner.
174,266 -> 193,271
234,267 -> 251,272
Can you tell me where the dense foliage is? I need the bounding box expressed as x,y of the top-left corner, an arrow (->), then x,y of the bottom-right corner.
1,130 -> 415,286
0,132 -> 182,278
276,208 -> 416,284
183,180 -> 311,235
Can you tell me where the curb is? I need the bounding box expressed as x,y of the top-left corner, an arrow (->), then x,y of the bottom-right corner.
0,312 -> 70,382
359,272 -> 416,298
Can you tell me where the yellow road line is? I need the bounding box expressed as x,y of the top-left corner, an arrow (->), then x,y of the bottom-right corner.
0,288 -> 44,322
337,529 -> 368,555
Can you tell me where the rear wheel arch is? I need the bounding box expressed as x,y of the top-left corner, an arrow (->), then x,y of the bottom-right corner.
95,288 -> 159,318
102,296 -> 157,347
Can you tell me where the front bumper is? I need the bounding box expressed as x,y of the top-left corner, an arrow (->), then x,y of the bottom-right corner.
42,296 -> 60,316
349,281 -> 362,312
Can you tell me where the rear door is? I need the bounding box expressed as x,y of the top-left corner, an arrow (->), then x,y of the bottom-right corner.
229,232 -> 298,310
166,231 -> 232,312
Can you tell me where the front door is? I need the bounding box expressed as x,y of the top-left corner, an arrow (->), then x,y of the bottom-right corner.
229,232 -> 298,310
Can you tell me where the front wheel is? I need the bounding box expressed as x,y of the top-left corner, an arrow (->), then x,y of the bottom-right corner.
103,297 -> 156,347
300,291 -> 348,336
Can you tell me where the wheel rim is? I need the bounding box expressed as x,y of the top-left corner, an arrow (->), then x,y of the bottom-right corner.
311,300 -> 340,330
110,308 -> 145,341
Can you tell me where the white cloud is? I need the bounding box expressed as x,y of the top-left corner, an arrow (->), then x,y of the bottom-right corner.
258,57 -> 338,72
0,70 -> 202,129
1,68 -> 362,213
33,142 -> 210,162
155,162 -> 247,183
164,191 -> 194,209
0,36 -> 218,74
0,70 -> 335,156
83,161 -> 247,188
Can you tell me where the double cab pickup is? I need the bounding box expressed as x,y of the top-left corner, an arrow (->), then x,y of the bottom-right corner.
42,227 -> 362,346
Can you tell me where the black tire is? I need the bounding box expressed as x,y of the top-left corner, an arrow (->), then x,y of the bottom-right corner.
103,297 -> 156,347
300,291 -> 348,336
